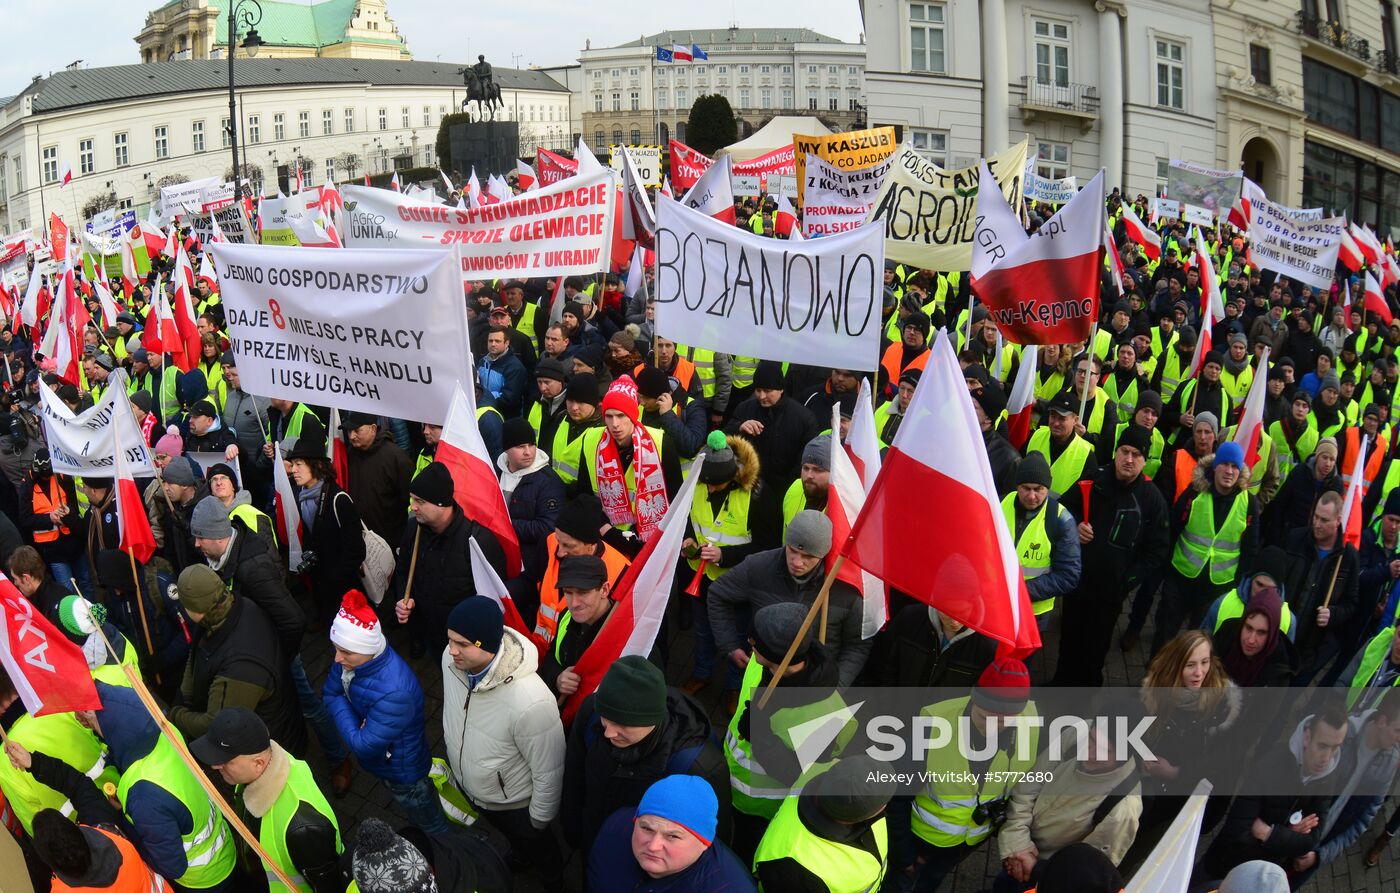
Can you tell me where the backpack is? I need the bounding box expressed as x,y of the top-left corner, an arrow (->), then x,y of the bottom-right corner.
332,490 -> 395,604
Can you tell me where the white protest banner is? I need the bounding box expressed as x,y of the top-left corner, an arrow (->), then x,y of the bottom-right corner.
159,177 -> 221,218
37,374 -> 154,476
1166,160 -> 1242,220
258,192 -> 323,246
802,153 -> 894,238
339,170 -> 616,282
867,139 -> 1029,272
187,451 -> 242,484
653,194 -> 884,371
1151,197 -> 1181,223
90,209 -> 116,235
1181,203 -> 1214,227
774,175 -> 799,200
214,242 -> 471,423
1023,171 -> 1078,205
0,244 -> 27,290
187,204 -> 253,245
1247,197 -> 1345,291
610,145 -> 662,187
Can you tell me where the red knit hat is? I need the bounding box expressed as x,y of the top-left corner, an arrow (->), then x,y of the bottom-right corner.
972,657 -> 1030,715
330,590 -> 385,656
600,375 -> 641,425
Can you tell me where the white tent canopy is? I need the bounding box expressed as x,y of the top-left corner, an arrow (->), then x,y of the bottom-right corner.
716,115 -> 833,162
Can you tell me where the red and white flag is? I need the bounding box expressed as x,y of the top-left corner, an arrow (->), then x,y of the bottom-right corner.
273,442 -> 304,572
168,243 -> 203,372
1182,227 -> 1226,382
829,392 -> 887,638
119,231 -> 140,299
92,278 -> 119,329
437,382 -> 523,576
1005,344 -> 1040,451
363,173 -> 371,187
774,192 -> 799,237
1232,347 -> 1269,471
680,155 -> 736,224
1353,222 -> 1382,267
1120,201 -> 1161,262
0,574 -> 101,715
466,169 -> 483,208
843,333 -> 1041,657
326,407 -> 351,489
1365,272 -> 1394,326
624,245 -> 645,298
39,256 -> 85,386
1338,225 -> 1364,273
113,415 -> 157,565
59,161 -> 73,187
468,537 -> 542,656
140,275 -> 180,361
671,44 -> 693,61
1342,436 -> 1368,549
1104,224 -> 1125,297
19,260 -> 48,330
845,378 -> 882,487
575,138 -> 604,175
618,147 -> 656,248
1383,246 -> 1400,291
389,171 -> 401,193
515,159 -> 537,191
487,174 -> 510,204
439,169 -> 455,195
561,453 -> 703,725
197,251 -> 218,293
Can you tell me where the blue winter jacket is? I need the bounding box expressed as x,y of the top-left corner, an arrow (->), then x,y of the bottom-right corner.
93,682 -> 202,883
477,351 -> 528,418
322,647 -> 431,784
587,806 -> 757,892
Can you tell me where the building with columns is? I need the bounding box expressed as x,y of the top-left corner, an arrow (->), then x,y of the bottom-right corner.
1212,0 -> 1400,233
0,59 -> 570,235
862,0 -> 1216,197
578,28 -> 866,151
135,0 -> 411,63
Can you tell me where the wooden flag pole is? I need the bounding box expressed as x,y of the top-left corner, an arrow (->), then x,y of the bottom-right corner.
758,554 -> 845,710
89,624 -> 299,890
125,549 -> 160,685
1077,325 -> 1098,427
398,525 -> 422,622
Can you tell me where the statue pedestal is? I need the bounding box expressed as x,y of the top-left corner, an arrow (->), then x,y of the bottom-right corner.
448,121 -> 520,179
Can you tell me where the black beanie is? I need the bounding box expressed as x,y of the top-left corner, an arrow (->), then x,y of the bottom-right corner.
754,360 -> 785,391
635,366 -> 671,399
501,417 -> 535,451
1117,424 -> 1153,457
555,495 -> 604,544
594,655 -> 668,728
1036,843 -> 1123,893
409,461 -> 455,507
566,373 -> 600,405
752,602 -> 813,664
1015,452 -> 1052,488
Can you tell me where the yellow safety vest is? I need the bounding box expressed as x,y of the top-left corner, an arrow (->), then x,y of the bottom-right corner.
688,486 -> 753,581
1002,493 -> 1055,615
1171,489 -> 1249,586
0,712 -> 116,835
754,792 -> 888,893
251,752 -> 342,893
552,423 -> 603,485
1026,428 -> 1094,498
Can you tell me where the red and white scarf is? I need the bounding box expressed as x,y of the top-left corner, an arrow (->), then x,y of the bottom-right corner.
597,378 -> 669,541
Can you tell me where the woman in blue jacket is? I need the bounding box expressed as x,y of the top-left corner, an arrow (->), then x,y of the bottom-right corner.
322,589 -> 447,833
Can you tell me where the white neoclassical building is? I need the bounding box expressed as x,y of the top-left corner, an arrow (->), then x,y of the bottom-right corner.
862,0 -> 1217,196
0,58 -> 572,234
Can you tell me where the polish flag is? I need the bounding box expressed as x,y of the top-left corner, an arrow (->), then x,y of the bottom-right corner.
39,257 -> 84,386
680,155 -> 736,224
829,392 -> 887,638
1005,344 -> 1040,450
624,245 -> 645,298
575,138 -> 604,175
1342,436 -> 1368,548
1120,201 -> 1161,262
618,147 -> 656,248
363,173 -> 371,187
92,278 -> 119,329
466,169 -> 483,208
844,333 -> 1041,656
468,537 -> 542,657
671,44 -> 693,61
19,263 -> 48,329
1365,272 -> 1394,326
437,381 -> 523,576
1226,177 -> 1265,232
1339,225 -> 1364,273
561,452 -> 703,726
273,442 -> 305,572
515,159 -> 537,191
113,412 -> 157,565
0,575 -> 101,715
390,171 -> 401,193
487,174 -> 510,204
1104,224 -> 1125,297
168,244 -> 202,372
1383,247 -> 1400,290
1179,227 -> 1225,383
845,378 -> 882,486
775,192 -> 799,237
197,251 -> 218,292
59,161 -> 73,187
119,233 -> 140,299
326,407 -> 351,490
141,275 -> 180,361
660,177 -> 673,198
439,169 -> 454,195
1353,223 -> 1382,267
1232,347 -> 1269,470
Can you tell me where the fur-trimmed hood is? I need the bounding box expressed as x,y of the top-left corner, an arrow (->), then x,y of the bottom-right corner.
728,434 -> 760,492
1190,452 -> 1252,495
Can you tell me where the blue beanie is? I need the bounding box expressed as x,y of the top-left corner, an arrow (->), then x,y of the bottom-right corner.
1214,440 -> 1245,469
636,775 -> 717,846
446,596 -> 504,654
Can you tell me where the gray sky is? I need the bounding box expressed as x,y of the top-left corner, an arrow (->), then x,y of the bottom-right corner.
0,2 -> 865,96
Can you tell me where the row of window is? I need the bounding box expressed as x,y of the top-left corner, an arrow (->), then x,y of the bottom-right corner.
901,129 -> 1071,179
593,86 -> 861,112
1303,57 -> 1400,152
595,64 -> 858,78
907,4 -> 1188,110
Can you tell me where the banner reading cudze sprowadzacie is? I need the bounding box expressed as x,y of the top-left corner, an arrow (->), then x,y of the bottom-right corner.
653,194 -> 885,372
339,169 -> 616,283
213,243 -> 472,424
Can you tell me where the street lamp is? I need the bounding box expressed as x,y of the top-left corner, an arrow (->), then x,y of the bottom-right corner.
226,0 -> 263,202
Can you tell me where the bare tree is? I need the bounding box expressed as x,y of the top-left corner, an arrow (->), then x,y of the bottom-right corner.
155,174 -> 189,191
336,153 -> 362,180
81,193 -> 117,220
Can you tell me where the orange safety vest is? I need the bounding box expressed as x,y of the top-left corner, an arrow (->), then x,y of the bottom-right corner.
1172,449 -> 1199,504
31,477 -> 71,544
1341,427 -> 1388,493
636,357 -> 697,396
51,826 -> 172,892
533,534 -> 632,644
880,343 -> 931,392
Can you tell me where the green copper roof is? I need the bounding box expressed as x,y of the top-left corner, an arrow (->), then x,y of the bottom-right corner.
212,0 -> 401,51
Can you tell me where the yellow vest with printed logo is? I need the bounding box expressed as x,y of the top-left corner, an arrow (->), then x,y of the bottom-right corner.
1001,493 -> 1055,615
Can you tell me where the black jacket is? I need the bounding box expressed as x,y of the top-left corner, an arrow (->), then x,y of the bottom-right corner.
158,482 -> 211,575
20,471 -> 82,563
878,604 -> 998,690
268,788 -> 345,893
346,429 -> 414,547
983,426 -> 1022,497
541,601 -> 610,695
390,508 -> 507,653
1263,459 -> 1343,547
505,463 -> 565,583
214,521 -> 307,662
1280,526 -> 1360,665
186,424 -> 238,455
563,687 -> 731,852
1059,466 -> 1171,598
725,394 -> 821,493
302,484 -> 366,615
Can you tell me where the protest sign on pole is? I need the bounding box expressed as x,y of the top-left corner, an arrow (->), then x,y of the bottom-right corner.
37,373 -> 155,477
187,203 -> 253,245
1151,197 -> 1181,223
1022,170 -> 1078,205
1166,159 -> 1242,221
214,243 -> 473,423
866,139 -> 1029,272
801,153 -> 894,238
792,126 -> 897,206
668,140 -> 714,191
731,174 -> 762,196
257,192 -> 324,246
653,194 -> 884,371
340,170 -> 616,282
730,145 -> 796,179
158,177 -> 221,218
1247,197 -> 1345,291
610,145 -> 662,187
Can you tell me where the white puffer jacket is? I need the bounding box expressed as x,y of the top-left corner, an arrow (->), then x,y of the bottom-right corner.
441,626 -> 565,826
